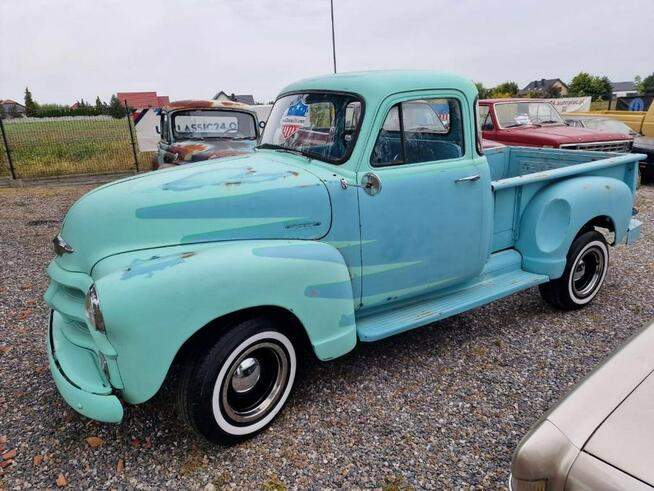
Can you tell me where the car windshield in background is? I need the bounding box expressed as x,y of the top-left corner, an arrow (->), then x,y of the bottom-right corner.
172,110 -> 256,140
258,92 -> 362,164
495,102 -> 564,128
583,118 -> 637,135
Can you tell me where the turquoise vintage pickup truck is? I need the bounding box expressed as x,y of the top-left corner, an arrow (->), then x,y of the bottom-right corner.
45,71 -> 643,443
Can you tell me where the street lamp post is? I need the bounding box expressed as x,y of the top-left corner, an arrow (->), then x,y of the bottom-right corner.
330,0 -> 337,73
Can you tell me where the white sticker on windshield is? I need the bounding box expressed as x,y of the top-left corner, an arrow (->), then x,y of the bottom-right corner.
281,99 -> 309,139
175,116 -> 238,134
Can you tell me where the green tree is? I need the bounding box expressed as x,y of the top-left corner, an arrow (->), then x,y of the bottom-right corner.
95,96 -> 104,114
491,81 -> 519,98
108,94 -> 126,119
474,82 -> 492,99
568,72 -> 595,97
24,87 -> 38,116
640,73 -> 654,94
544,85 -> 562,98
568,73 -> 613,101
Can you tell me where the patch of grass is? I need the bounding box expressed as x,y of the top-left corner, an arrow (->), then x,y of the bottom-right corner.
262,477 -> 287,491
1,117 -> 153,178
381,475 -> 414,491
212,472 -> 231,489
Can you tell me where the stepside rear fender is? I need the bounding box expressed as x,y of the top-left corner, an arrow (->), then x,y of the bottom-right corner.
515,176 -> 633,279
92,240 -> 357,404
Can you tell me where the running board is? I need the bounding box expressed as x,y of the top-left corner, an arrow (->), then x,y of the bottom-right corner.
356,252 -> 548,342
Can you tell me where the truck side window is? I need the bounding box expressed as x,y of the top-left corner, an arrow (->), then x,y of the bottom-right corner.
370,106 -> 403,166
160,113 -> 169,143
479,105 -> 493,130
371,98 -> 464,166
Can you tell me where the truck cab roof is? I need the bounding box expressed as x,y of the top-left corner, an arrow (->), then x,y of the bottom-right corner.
280,70 -> 479,104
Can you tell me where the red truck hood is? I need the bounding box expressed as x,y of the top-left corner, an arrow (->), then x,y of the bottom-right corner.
502,125 -> 630,145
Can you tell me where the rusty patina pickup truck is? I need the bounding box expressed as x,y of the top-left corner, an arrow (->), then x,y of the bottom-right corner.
45,71 -> 644,443
153,100 -> 260,170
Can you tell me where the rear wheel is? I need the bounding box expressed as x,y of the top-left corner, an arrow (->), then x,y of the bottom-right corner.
178,317 -> 297,444
539,230 -> 609,310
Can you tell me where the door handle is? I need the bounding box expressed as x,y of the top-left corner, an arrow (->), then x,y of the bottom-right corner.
455,175 -> 480,183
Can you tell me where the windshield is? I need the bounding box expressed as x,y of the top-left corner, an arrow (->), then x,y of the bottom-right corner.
258,92 -> 363,164
494,102 -> 564,128
172,110 -> 256,140
582,118 -> 636,135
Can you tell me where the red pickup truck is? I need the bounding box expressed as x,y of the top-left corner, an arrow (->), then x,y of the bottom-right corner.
479,99 -> 633,152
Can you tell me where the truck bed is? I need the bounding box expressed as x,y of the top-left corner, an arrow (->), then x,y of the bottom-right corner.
486,146 -> 642,252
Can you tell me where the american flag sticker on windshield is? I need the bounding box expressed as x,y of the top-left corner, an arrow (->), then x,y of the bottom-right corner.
281,99 -> 309,139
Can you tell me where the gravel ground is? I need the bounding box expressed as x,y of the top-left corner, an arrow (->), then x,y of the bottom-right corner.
1,182 -> 653,490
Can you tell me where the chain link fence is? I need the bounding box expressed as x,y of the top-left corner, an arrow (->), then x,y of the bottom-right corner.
0,108 -> 153,180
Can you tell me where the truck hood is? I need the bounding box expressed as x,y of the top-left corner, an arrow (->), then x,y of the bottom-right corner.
168,139 -> 256,164
56,154 -> 332,273
503,125 -> 630,145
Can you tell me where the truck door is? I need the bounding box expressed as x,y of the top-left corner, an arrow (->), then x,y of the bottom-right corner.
356,94 -> 491,312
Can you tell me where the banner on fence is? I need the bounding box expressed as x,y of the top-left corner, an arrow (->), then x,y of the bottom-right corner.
132,108 -> 160,152
616,95 -> 654,112
542,97 -> 592,113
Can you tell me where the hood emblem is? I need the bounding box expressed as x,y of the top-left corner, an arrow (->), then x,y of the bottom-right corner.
53,234 -> 73,256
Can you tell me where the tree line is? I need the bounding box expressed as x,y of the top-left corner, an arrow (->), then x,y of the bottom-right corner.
476,72 -> 654,101
17,88 -> 129,118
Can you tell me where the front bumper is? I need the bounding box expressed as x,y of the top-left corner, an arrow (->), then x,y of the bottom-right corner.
47,311 -> 123,423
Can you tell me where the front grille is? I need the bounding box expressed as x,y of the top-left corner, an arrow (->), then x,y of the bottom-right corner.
560,140 -> 632,153
45,260 -> 93,325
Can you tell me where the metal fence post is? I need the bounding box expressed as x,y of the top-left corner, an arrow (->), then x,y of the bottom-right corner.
124,101 -> 140,172
0,115 -> 16,179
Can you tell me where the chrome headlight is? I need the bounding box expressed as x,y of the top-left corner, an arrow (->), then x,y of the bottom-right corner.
53,234 -> 73,256
84,284 -> 106,332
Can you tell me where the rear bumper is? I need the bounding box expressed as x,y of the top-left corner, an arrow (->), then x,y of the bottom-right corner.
47,311 -> 124,423
626,218 -> 642,245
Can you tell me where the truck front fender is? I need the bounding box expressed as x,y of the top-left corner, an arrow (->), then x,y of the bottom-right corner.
93,240 -> 357,404
516,176 -> 633,279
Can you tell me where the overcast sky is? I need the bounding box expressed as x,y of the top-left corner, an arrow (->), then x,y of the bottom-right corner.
1,0 -> 652,105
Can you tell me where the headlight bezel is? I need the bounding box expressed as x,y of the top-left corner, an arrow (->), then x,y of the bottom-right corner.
84,284 -> 106,332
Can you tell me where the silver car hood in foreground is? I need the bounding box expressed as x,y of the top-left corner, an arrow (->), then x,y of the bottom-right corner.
546,324 -> 654,452
583,371 -> 654,485
512,323 -> 654,489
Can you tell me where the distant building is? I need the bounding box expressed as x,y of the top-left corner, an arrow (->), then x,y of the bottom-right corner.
212,91 -> 256,105
117,91 -> 170,108
610,81 -> 638,98
518,78 -> 569,97
0,99 -> 26,118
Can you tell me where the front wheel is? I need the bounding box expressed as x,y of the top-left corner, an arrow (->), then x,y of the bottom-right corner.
178,317 -> 297,444
538,230 -> 609,311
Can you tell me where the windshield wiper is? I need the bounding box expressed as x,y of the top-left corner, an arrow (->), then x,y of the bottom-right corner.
256,143 -> 309,158
539,120 -> 562,124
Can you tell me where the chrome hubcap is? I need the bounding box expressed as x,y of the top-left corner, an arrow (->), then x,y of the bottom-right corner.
571,247 -> 605,298
231,357 -> 261,393
222,342 -> 288,424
